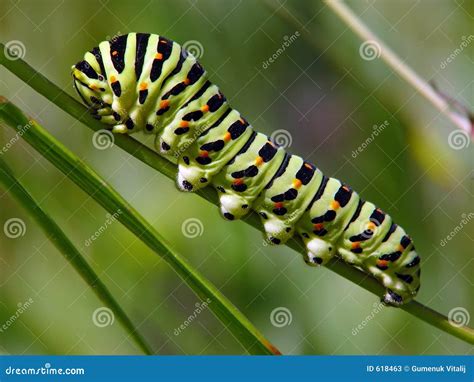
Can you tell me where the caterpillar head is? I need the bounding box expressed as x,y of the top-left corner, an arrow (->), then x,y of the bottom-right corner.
72,47 -> 131,134
72,59 -> 113,114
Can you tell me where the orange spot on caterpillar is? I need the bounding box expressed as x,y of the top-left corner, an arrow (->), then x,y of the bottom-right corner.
343,185 -> 350,191
201,105 -> 210,112
313,223 -> 324,230
199,150 -> 209,158
351,242 -> 360,249
239,118 -> 245,124
112,50 -> 118,56
304,163 -> 313,169
274,202 -> 284,209
367,222 -> 376,231
223,132 -> 231,142
139,82 -> 148,91
293,179 -> 302,189
377,259 -> 388,268
255,156 -> 264,166
155,52 -> 163,60
179,121 -> 189,128
183,78 -> 190,85
89,84 -> 97,90
397,244 -> 405,252
110,75 -> 117,83
233,178 -> 244,185
331,200 -> 340,210
160,100 -> 170,108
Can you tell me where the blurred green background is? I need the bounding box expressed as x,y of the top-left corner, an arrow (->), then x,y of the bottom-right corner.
0,0 -> 472,355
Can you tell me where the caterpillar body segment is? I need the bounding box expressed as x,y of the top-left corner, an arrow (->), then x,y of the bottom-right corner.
72,33 -> 421,306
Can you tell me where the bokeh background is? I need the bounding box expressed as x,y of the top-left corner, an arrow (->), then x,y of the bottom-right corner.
0,0 -> 472,355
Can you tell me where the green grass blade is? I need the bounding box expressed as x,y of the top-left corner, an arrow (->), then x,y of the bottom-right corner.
0,156 -> 154,355
0,98 -> 281,355
1,45 -> 473,345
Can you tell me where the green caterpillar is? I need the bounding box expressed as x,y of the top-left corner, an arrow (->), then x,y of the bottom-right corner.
72,33 -> 421,306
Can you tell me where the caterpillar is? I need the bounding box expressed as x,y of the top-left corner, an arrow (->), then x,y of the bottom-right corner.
72,33 -> 421,306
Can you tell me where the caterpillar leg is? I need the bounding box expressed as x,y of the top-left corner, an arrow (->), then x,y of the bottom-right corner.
255,156 -> 323,245
302,237 -> 336,266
